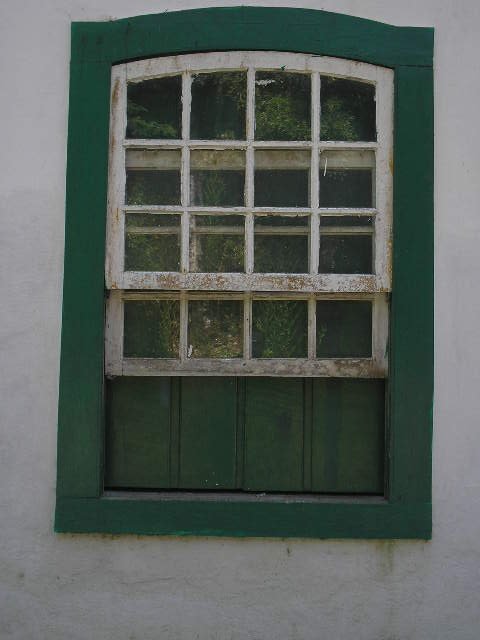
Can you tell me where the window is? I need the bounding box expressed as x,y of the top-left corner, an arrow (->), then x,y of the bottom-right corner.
56,7 -> 433,538
104,52 -> 392,493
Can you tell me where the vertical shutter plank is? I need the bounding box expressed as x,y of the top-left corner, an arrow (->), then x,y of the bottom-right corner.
244,378 -> 304,491
105,377 -> 171,489
311,379 -> 385,493
179,377 -> 237,489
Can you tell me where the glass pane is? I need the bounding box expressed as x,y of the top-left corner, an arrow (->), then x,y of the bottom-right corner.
252,301 -> 307,358
255,72 -> 311,141
191,72 -> 247,140
127,76 -> 182,139
319,236 -> 372,274
190,215 -> 244,272
319,150 -> 374,208
124,300 -> 180,358
190,150 -> 245,206
321,215 -> 373,227
316,301 -> 372,357
255,150 -> 310,207
125,214 -> 180,271
126,149 -> 181,205
320,76 -> 376,142
188,300 -> 243,358
254,215 -> 309,273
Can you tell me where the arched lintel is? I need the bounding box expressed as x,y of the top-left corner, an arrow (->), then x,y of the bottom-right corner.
71,6 -> 433,69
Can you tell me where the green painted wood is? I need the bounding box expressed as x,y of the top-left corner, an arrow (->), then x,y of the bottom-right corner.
311,380 -> 385,493
235,378 -> 246,488
244,378 -> 304,491
55,497 -> 431,539
56,60 -> 111,498
105,378 -> 171,489
178,378 -> 237,489
169,377 -> 181,487
56,6 -> 434,538
389,66 -> 434,504
303,379 -> 313,491
71,8 -> 433,68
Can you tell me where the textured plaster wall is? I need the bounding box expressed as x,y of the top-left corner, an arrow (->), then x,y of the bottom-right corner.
1,1 -> 479,639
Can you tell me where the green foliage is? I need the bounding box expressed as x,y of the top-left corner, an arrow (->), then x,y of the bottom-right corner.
196,235 -> 244,272
253,301 -> 307,358
124,301 -> 180,358
125,234 -> 180,272
201,171 -> 226,206
320,77 -> 376,141
189,301 -> 243,358
191,72 -> 246,139
126,170 -> 180,206
256,95 -> 310,141
254,235 -> 308,273
127,100 -> 178,138
255,72 -> 310,140
320,97 -> 357,141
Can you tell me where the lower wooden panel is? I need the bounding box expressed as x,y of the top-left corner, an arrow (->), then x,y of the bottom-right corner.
105,376 -> 385,494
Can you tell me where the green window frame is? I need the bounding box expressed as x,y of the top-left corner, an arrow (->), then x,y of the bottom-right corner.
56,7 -> 433,538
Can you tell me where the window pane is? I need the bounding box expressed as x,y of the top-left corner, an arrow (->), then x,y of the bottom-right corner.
321,215 -> 373,227
127,76 -> 182,139
126,149 -> 181,205
320,76 -> 376,142
319,236 -> 372,274
254,215 -> 309,273
125,213 -> 180,271
255,72 -> 311,141
316,301 -> 372,357
188,300 -> 243,358
255,150 -> 310,207
252,301 -> 308,358
190,150 -> 245,206
191,72 -> 247,140
124,300 -> 180,358
190,215 -> 244,273
319,150 -> 374,208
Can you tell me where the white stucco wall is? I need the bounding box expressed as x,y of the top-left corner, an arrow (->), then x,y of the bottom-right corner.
1,1 -> 479,638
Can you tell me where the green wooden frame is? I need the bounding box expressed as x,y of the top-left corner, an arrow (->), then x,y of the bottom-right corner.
56,7 -> 434,538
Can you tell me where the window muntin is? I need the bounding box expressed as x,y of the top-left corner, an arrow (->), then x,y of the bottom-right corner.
106,52 -> 393,378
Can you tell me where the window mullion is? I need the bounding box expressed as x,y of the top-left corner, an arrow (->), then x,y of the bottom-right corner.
310,72 -> 320,276
179,293 -> 188,362
245,67 -> 255,275
181,72 -> 191,273
308,72 -> 320,358
307,297 -> 317,360
244,294 -> 252,360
